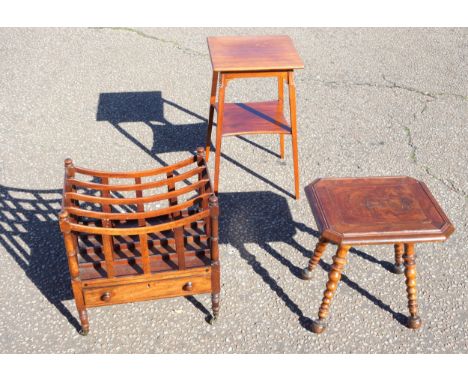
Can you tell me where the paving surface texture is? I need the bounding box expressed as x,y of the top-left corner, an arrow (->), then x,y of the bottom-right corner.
0,28 -> 467,353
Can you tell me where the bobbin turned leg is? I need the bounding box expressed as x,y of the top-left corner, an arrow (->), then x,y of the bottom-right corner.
404,243 -> 422,329
311,245 -> 350,334
392,243 -> 405,274
301,237 -> 328,280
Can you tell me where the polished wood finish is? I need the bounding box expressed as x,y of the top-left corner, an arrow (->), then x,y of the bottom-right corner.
207,35 -> 304,72
302,176 -> 454,333
59,148 -> 220,335
393,243 -> 405,274
205,35 -> 303,199
216,101 -> 291,136
404,243 -> 422,329
84,272 -> 212,307
311,245 -> 350,334
301,237 -> 327,280
305,176 -> 454,245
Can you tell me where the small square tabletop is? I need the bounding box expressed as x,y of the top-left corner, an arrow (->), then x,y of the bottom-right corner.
207,35 -> 304,72
305,176 -> 454,245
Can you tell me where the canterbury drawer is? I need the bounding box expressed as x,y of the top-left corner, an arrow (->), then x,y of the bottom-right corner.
83,274 -> 212,307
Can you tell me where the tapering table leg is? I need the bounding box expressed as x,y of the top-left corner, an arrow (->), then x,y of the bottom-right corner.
311,245 -> 350,334
287,71 -> 300,200
278,75 -> 285,159
213,74 -> 226,194
301,237 -> 328,280
404,243 -> 422,329
392,243 -> 405,274
205,71 -> 219,162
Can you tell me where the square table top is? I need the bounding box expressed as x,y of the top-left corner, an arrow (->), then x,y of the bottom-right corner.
207,35 -> 304,72
305,176 -> 454,245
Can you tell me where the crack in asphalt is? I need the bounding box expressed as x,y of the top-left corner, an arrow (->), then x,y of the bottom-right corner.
91,27 -> 207,57
88,29 -> 468,198
425,166 -> 468,198
309,74 -> 467,100
309,75 -> 467,198
400,99 -> 466,198
403,97 -> 434,164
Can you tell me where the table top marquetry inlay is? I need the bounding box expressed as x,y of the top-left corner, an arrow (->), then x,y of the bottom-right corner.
207,35 -> 304,72
305,176 -> 454,245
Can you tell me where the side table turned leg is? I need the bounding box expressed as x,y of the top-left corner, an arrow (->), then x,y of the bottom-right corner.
392,243 -> 405,274
404,243 -> 422,329
301,237 -> 328,280
311,245 -> 350,334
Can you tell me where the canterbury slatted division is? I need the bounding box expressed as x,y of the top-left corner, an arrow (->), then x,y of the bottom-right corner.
58,147 -> 220,335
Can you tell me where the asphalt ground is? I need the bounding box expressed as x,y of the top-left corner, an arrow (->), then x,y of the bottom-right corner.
0,28 -> 467,353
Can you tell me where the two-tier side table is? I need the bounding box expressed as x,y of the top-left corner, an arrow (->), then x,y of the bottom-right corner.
205,35 -> 304,199
301,176 -> 454,333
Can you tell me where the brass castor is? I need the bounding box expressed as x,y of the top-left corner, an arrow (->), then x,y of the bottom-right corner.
208,315 -> 218,325
407,316 -> 422,329
301,268 -> 313,280
310,319 -> 327,334
79,328 -> 89,336
391,264 -> 405,274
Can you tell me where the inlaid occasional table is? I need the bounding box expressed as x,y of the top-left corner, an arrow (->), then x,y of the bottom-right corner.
205,35 -> 304,199
301,176 -> 454,333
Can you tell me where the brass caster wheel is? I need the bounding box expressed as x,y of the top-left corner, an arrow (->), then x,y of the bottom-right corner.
310,319 -> 327,334
407,316 -> 422,330
208,315 -> 218,325
301,268 -> 313,280
391,264 -> 405,274
79,328 -> 89,336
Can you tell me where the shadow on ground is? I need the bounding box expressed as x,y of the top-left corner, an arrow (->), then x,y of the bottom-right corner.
97,91 -> 295,198
0,94 -> 406,334
218,191 -> 407,329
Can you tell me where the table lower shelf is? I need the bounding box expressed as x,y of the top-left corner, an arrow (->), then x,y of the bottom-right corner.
215,100 -> 291,136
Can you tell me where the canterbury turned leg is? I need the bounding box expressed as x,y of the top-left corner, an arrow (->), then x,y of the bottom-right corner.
213,74 -> 226,194
209,195 -> 220,324
59,211 -> 89,335
392,243 -> 405,274
278,74 -> 285,159
287,71 -> 300,200
311,245 -> 350,334
301,237 -> 328,280
404,243 -> 422,329
205,71 -> 219,162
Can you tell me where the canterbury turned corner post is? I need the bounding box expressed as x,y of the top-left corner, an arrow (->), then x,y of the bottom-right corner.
205,35 -> 304,199
59,151 -> 219,334
209,194 -> 220,323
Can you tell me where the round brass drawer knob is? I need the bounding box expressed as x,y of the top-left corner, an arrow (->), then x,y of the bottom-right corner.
182,282 -> 193,292
100,292 -> 111,301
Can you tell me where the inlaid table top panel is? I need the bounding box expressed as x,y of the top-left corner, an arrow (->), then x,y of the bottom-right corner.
207,35 -> 304,72
305,176 -> 454,245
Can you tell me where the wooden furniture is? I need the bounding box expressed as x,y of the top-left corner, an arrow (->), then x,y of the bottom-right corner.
58,148 -> 220,335
205,35 -> 304,199
301,176 -> 454,333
